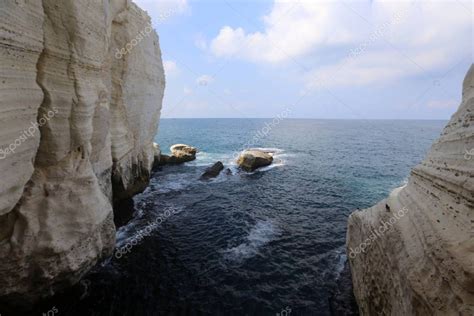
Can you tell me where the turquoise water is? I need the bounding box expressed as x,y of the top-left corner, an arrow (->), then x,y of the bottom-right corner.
156,119 -> 445,208
35,119 -> 446,315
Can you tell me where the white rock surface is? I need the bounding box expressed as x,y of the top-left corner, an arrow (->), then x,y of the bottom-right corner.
347,64 -> 474,315
0,0 -> 164,302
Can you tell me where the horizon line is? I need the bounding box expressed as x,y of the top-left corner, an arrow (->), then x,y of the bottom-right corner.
160,117 -> 448,121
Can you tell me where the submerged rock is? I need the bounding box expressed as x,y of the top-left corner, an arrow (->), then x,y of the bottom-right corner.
200,161 -> 224,180
347,64 -> 474,315
237,150 -> 273,172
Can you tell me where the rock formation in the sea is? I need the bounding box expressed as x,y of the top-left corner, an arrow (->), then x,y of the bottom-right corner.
237,150 -> 273,171
200,161 -> 224,180
0,0 -> 164,303
171,144 -> 198,156
347,64 -> 474,315
158,144 -> 197,165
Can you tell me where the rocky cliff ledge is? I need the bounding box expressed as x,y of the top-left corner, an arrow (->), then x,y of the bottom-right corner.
0,0 -> 164,303
347,64 -> 474,315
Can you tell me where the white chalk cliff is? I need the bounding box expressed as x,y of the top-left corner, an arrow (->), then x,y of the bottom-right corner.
347,64 -> 474,315
0,0 -> 164,302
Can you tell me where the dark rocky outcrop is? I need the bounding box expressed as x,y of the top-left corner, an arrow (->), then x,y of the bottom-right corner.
200,161 -> 224,180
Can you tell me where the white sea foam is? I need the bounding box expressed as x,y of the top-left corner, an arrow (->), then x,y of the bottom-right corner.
222,219 -> 280,263
187,151 -> 231,167
247,147 -> 284,154
334,247 -> 347,278
115,204 -> 185,248
156,176 -> 191,193
148,171 -> 200,194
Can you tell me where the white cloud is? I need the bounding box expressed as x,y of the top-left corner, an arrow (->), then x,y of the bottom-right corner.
196,75 -> 214,86
210,0 -> 367,63
133,0 -> 190,18
210,0 -> 471,87
163,60 -> 179,76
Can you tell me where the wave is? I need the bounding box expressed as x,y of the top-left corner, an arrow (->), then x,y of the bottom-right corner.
247,147 -> 284,154
155,176 -> 192,193
334,247 -> 347,279
187,151 -> 229,166
221,219 -> 281,264
115,203 -> 186,249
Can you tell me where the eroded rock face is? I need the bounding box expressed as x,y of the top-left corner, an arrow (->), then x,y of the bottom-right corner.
237,150 -> 273,172
347,64 -> 474,315
0,0 -> 164,303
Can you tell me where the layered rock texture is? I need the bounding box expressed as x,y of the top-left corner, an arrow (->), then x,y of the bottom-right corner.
347,64 -> 474,315
0,0 -> 164,303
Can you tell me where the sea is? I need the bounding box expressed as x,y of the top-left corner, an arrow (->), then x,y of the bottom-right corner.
31,119 -> 446,316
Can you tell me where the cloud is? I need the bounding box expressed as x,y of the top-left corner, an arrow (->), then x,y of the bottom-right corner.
133,0 -> 190,18
210,0 -> 471,88
210,0 -> 368,63
163,60 -> 179,76
196,75 -> 214,86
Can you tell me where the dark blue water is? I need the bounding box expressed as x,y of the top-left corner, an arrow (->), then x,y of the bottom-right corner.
33,119 -> 445,316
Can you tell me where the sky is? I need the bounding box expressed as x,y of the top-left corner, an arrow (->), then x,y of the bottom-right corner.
133,0 -> 473,119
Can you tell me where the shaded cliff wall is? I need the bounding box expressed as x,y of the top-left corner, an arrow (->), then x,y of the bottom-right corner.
347,64 -> 474,315
0,0 -> 164,302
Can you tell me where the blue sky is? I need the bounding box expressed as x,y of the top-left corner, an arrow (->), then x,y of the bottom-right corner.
134,0 -> 472,119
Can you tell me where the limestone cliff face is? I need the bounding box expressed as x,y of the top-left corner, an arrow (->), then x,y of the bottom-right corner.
347,65 -> 474,315
0,0 -> 164,302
